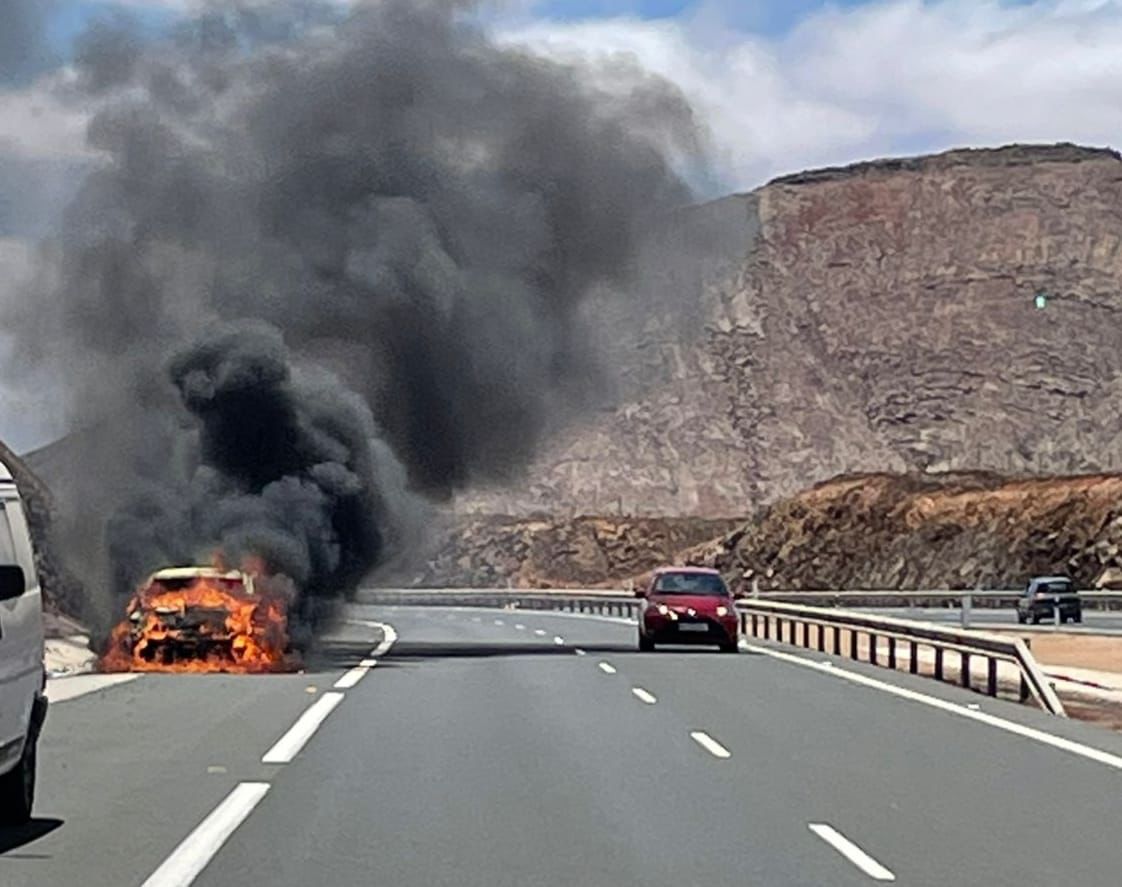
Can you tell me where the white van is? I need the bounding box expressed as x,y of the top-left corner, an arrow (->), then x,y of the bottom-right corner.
0,460 -> 46,825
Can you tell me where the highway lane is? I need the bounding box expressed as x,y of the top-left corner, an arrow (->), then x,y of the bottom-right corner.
0,618 -> 387,887
9,604 -> 1122,886
202,605 -> 1122,887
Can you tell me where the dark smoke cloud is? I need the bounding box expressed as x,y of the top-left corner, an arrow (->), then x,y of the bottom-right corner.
18,0 -> 700,631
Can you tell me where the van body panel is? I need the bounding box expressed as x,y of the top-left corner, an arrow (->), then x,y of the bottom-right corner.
0,480 -> 45,774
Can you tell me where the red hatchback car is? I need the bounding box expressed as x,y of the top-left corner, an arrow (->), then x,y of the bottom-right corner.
636,567 -> 739,653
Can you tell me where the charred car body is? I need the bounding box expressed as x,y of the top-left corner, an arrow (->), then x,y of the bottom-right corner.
104,566 -> 290,672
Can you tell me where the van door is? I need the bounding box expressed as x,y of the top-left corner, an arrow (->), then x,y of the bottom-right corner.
0,492 -> 43,769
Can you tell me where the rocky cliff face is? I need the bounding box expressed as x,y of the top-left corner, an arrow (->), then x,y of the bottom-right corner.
683,471 -> 1122,591
458,144 -> 1122,517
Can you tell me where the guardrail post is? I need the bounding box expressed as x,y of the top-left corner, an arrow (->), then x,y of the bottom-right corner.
961,593 -> 972,629
800,621 -> 808,647
1053,597 -> 1061,627
888,637 -> 897,670
961,652 -> 971,689
833,626 -> 841,656
909,641 -> 918,674
870,633 -> 878,665
1019,672 -> 1030,703
763,616 -> 770,640
934,647 -> 944,681
817,624 -> 826,653
987,657 -> 998,698
849,629 -> 858,660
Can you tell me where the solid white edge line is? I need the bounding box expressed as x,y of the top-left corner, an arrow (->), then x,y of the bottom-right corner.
690,730 -> 732,759
371,623 -> 398,658
140,782 -> 270,887
598,662 -> 617,675
262,692 -> 345,764
742,642 -> 1122,772
333,666 -> 369,690
808,823 -> 896,882
632,687 -> 657,705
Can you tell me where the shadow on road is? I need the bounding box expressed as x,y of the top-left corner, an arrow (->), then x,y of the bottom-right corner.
0,818 -> 63,856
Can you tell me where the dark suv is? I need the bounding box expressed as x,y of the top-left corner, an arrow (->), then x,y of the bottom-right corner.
1016,576 -> 1082,625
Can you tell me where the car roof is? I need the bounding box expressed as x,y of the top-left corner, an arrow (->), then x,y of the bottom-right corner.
0,459 -> 13,483
149,566 -> 247,581
1030,576 -> 1071,583
652,566 -> 722,576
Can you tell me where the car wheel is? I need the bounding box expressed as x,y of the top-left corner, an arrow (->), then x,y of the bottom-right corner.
638,634 -> 655,653
1030,613 -> 1040,625
1016,611 -> 1026,624
1074,613 -> 1083,624
0,735 -> 36,826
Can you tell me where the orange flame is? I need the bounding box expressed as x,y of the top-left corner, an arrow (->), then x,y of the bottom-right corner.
100,570 -> 297,674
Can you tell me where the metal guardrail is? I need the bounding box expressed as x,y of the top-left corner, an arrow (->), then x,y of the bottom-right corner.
736,600 -> 1066,717
359,588 -> 1067,716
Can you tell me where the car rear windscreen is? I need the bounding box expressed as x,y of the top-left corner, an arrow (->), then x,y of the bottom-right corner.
652,573 -> 728,595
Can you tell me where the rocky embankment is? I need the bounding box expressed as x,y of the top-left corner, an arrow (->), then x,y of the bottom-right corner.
408,515 -> 741,588
683,472 -> 1122,590
0,439 -> 85,616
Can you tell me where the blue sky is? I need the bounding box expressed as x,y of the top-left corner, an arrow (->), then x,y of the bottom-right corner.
533,0 -> 873,32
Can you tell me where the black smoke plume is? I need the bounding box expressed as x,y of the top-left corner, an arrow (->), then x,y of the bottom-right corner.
14,0 -> 700,633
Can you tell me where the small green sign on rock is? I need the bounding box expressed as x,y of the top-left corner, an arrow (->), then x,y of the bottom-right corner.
1035,292 -> 1048,309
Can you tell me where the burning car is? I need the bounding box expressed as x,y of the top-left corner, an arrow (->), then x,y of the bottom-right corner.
102,566 -> 292,673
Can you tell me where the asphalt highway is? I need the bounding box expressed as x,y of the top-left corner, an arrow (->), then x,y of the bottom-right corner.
866,607 -> 1122,632
6,603 -> 1122,886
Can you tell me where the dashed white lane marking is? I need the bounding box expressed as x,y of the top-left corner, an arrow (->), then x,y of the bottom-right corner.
515,624 -> 526,630
262,692 -> 345,764
140,782 -> 270,887
598,662 -> 617,675
333,664 -> 372,690
632,687 -> 657,705
494,619 -> 505,626
534,629 -> 547,636
808,824 -> 896,882
478,608 -> 1122,777
574,648 -> 587,656
553,636 -> 565,645
690,731 -> 731,759
471,616 -> 481,623
743,642 -> 1122,772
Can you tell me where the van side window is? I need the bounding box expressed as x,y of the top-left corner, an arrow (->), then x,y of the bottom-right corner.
1,500 -> 37,591
0,503 -> 18,567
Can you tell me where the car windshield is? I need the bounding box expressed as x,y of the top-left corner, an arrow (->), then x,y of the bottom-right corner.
1038,582 -> 1074,594
652,573 -> 728,595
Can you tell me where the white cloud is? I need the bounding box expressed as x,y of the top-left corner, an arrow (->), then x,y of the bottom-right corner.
0,74 -> 91,161
501,0 -> 1122,191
